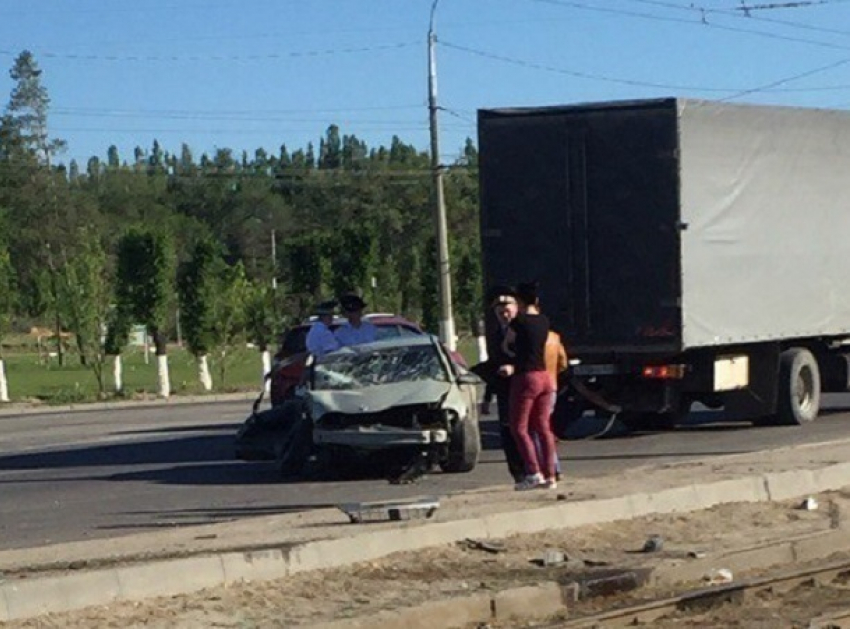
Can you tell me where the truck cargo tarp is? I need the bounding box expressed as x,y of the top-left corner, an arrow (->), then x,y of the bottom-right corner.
679,100 -> 850,348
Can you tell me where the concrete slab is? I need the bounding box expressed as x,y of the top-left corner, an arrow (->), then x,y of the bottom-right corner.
220,547 -> 291,583
2,569 -> 121,620
115,556 -> 224,601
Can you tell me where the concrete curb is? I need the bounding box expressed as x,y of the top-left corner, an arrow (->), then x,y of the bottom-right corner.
0,392 -> 257,417
3,460 -> 850,621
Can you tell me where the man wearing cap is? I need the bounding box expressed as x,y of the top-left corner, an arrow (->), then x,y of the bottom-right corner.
306,300 -> 341,357
334,293 -> 378,347
481,287 -> 526,483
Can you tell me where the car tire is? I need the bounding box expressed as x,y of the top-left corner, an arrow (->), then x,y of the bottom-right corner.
276,414 -> 313,478
441,417 -> 481,473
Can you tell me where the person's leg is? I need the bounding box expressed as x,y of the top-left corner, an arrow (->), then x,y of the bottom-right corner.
528,374 -> 557,482
549,391 -> 562,478
501,423 -> 526,482
509,375 -> 542,479
497,392 -> 525,482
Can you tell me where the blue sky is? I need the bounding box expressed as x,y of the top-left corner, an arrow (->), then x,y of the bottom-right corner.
2,0 -> 850,167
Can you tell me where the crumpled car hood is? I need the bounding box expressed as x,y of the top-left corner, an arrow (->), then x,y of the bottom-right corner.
308,380 -> 465,420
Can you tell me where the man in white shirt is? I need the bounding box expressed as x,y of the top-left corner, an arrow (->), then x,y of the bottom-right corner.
305,300 -> 340,357
334,293 -> 377,347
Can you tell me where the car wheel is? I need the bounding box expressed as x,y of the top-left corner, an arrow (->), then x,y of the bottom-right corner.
276,414 -> 313,478
440,416 -> 481,473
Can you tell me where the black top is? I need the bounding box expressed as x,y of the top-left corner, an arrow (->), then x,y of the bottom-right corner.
509,312 -> 549,373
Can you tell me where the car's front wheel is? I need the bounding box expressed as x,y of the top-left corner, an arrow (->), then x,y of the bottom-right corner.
440,416 -> 481,473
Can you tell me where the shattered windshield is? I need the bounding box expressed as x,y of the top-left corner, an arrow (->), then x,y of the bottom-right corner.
313,344 -> 449,390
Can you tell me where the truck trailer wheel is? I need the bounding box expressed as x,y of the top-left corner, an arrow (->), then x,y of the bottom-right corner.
777,348 -> 821,425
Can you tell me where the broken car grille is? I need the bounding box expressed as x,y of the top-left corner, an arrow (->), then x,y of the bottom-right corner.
318,404 -> 446,430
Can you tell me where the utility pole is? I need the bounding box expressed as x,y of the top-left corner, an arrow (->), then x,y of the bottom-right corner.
428,0 -> 456,351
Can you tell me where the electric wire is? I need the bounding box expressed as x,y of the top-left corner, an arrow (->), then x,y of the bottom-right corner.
623,0 -> 850,39
0,41 -> 419,63
529,0 -> 850,52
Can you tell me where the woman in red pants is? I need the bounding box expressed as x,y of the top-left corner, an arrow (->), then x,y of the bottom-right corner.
500,282 -> 558,490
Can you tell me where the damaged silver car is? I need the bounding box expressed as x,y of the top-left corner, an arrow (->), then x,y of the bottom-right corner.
238,335 -> 484,479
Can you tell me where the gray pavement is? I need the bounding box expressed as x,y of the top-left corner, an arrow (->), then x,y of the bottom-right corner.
4,433 -> 850,621
3,394 -> 850,551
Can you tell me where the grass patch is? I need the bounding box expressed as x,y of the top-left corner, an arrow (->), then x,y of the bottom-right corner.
1,345 -> 267,404
1,333 -> 488,405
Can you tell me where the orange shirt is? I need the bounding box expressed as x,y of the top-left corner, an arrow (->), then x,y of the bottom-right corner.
544,330 -> 568,389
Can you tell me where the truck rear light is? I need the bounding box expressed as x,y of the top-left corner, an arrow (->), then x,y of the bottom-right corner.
642,364 -> 686,379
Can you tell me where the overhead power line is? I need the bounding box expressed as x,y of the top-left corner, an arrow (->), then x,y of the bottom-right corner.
622,0 -> 850,38
50,123 -> 471,135
440,39 -> 850,98
0,41 -> 419,63
735,1 -> 850,14
51,104 -> 423,116
440,40 -> 736,92
529,0 -> 850,52
718,54 -> 850,100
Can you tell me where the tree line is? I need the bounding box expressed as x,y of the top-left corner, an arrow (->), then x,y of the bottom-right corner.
0,50 -> 483,400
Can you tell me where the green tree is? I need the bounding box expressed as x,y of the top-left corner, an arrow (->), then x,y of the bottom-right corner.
58,227 -> 112,397
329,225 -> 377,298
3,49 -> 71,326
286,233 -> 330,311
319,124 -> 342,169
0,220 -> 15,402
210,261 -> 250,387
244,281 -> 278,391
103,303 -> 132,394
107,145 -> 120,169
115,227 -> 175,397
6,50 -> 65,162
178,238 -> 222,390
454,245 -> 483,336
420,238 -> 439,334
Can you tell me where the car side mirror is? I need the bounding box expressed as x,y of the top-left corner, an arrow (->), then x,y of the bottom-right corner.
457,372 -> 484,386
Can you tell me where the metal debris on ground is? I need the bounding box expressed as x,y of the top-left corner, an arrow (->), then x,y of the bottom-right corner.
800,496 -> 819,511
388,450 -> 438,485
704,568 -> 734,585
337,497 -> 441,524
541,548 -> 566,566
642,534 -> 664,552
465,538 -> 506,554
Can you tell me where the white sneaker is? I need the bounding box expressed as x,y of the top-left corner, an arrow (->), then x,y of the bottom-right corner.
541,478 -> 558,490
515,473 -> 545,491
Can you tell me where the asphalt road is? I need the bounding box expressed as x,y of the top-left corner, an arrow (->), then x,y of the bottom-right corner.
2,396 -> 850,552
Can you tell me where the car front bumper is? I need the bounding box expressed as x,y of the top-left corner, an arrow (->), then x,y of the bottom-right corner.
313,425 -> 448,449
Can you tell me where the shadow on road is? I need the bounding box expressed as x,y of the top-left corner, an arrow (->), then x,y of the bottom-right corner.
114,423 -> 241,435
0,411 -> 781,480
92,504 -> 339,532
0,431 -> 240,471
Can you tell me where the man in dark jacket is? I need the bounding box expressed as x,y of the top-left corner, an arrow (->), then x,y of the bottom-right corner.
476,287 -> 525,482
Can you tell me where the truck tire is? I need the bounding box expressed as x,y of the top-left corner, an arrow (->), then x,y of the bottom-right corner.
777,348 -> 821,425
441,417 -> 481,473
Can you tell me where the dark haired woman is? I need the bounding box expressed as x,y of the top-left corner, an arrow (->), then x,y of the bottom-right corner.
500,282 -> 558,490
